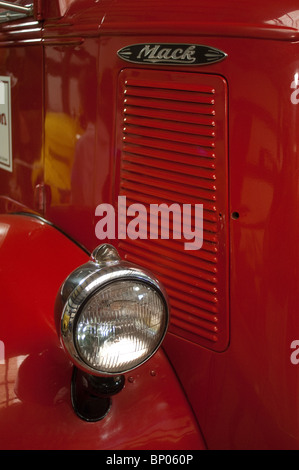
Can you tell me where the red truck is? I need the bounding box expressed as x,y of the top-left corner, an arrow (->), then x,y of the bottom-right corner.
0,0 -> 298,451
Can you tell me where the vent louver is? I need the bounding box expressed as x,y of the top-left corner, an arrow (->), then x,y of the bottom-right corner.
115,69 -> 229,351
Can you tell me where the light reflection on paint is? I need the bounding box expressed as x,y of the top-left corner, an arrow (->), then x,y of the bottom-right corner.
0,355 -> 28,410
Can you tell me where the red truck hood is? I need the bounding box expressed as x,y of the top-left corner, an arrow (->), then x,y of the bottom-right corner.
56,0 -> 299,41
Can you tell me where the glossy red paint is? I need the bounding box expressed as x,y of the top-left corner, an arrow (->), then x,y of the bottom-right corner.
0,0 -> 298,450
115,69 -> 229,352
0,214 -> 204,450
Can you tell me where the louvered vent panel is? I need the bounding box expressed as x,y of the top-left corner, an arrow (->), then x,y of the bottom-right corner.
115,69 -> 229,351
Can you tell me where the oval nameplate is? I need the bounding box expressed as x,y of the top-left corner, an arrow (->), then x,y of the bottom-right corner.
117,43 -> 227,66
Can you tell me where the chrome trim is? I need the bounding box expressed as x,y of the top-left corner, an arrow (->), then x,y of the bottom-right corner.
0,2 -> 34,23
0,75 -> 12,172
55,244 -> 169,376
91,244 -> 121,267
0,2 -> 33,14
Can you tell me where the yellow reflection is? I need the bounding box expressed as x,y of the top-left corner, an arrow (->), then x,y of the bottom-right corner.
44,112 -> 82,204
32,112 -> 83,205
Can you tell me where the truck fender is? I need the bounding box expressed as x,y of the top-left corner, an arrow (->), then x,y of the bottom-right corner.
0,213 -> 205,450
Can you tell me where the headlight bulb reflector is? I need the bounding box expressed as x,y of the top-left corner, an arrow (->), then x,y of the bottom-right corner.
75,280 -> 167,374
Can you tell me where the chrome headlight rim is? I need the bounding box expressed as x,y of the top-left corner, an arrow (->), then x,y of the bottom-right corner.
59,259 -> 169,377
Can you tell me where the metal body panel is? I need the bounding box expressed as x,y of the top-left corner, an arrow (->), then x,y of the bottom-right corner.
0,0 -> 298,450
41,0 -> 299,40
115,69 -> 229,352
0,14 -> 43,209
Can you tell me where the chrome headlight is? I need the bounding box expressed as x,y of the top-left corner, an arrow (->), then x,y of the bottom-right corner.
55,244 -> 169,376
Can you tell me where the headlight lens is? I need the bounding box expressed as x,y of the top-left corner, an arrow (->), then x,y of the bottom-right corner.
75,280 -> 167,374
56,244 -> 169,376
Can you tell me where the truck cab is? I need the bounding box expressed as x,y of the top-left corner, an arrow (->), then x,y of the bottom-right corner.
0,0 -> 298,450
